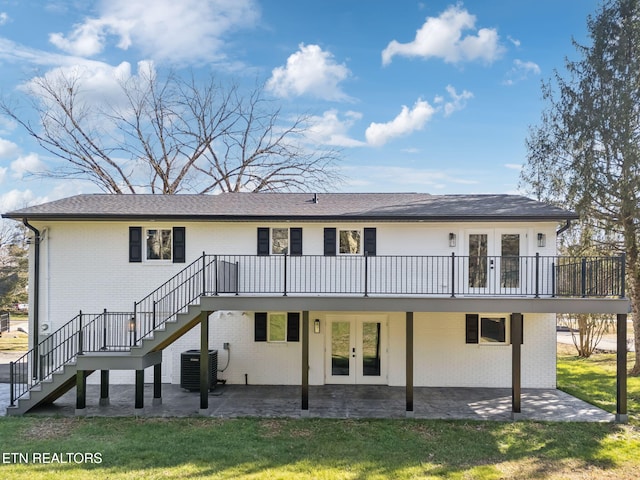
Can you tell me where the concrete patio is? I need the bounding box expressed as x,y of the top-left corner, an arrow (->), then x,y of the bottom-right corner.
1,382 -> 614,422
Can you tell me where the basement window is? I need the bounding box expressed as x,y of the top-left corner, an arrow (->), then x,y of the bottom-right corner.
268,313 -> 287,342
480,317 -> 506,343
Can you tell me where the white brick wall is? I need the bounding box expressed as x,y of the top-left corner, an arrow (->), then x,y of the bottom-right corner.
28,219 -> 559,388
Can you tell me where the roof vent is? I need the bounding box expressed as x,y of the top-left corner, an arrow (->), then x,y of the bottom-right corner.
313,193 -> 319,204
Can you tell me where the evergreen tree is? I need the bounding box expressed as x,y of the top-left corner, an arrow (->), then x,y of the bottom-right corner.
521,0 -> 640,372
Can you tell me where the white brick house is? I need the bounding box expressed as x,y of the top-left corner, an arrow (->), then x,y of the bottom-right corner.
2,193 -> 630,419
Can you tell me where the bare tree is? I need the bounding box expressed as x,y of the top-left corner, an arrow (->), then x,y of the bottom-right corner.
0,68 -> 341,194
0,221 -> 28,310
559,313 -> 613,358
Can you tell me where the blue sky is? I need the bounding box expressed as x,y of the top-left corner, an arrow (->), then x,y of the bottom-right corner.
0,0 -> 600,213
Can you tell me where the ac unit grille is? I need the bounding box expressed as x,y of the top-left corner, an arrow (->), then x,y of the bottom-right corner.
180,349 -> 218,391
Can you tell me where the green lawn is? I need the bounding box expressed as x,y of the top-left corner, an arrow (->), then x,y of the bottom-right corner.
557,350 -> 640,420
0,352 -> 638,479
0,331 -> 28,351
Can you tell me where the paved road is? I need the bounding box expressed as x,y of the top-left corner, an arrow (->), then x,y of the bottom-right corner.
557,331 -> 635,352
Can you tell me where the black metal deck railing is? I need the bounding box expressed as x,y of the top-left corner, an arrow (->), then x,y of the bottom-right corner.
9,252 -> 625,406
201,253 -> 626,299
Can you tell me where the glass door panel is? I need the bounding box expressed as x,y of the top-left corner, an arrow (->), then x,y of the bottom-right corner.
468,234 -> 488,289
326,316 -> 387,384
361,322 -> 381,377
500,234 -> 520,289
331,321 -> 351,376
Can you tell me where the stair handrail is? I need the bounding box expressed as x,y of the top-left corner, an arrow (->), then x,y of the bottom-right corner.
9,253 -> 215,406
10,312 -> 85,404
133,253 -> 215,344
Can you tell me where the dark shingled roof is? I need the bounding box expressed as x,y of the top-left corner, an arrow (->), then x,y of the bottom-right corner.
2,193 -> 577,222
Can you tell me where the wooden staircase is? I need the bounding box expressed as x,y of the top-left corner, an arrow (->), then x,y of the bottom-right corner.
6,255 -> 215,415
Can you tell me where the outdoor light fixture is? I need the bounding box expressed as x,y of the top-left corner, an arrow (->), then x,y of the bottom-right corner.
449,233 -> 457,247
314,319 -> 321,334
537,233 -> 546,248
129,317 -> 137,346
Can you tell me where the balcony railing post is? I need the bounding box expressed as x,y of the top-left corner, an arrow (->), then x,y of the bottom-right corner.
364,251 -> 369,297
620,253 -> 626,298
551,261 -> 556,298
450,253 -> 456,298
9,361 -> 14,406
581,257 -> 587,298
103,308 -> 108,351
201,251 -> 206,296
535,253 -> 540,298
213,255 -> 218,295
283,252 -> 288,297
78,310 -> 84,356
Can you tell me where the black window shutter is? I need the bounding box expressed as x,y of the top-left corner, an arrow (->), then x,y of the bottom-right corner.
465,314 -> 479,344
257,228 -> 270,256
173,227 -> 186,263
364,228 -> 377,256
290,228 -> 303,256
324,228 -> 336,256
254,312 -> 267,342
287,312 -> 300,342
129,227 -> 142,263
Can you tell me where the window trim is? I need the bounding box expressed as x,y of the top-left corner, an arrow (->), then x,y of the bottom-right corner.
271,228 -> 290,255
255,312 -> 301,343
480,316 -> 507,344
145,227 -> 173,262
465,313 -> 512,346
338,229 -> 363,255
267,312 -> 287,343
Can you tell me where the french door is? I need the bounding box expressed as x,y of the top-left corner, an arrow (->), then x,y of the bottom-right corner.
466,230 -> 525,294
325,315 -> 387,384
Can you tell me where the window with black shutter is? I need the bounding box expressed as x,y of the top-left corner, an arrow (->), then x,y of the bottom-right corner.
324,228 -> 336,256
257,228 -> 270,256
364,227 -> 377,256
465,314 -> 479,344
254,312 -> 267,342
173,227 -> 186,263
255,312 -> 301,343
287,312 -> 300,342
290,228 -> 303,256
129,227 -> 142,263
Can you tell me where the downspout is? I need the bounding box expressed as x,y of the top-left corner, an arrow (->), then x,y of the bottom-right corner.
556,219 -> 571,236
22,218 -> 40,380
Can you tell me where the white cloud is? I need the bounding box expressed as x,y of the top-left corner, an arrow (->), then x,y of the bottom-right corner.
381,5 -> 504,65
341,165 -> 479,192
0,189 -> 47,213
23,60 -> 156,120
505,163 -> 522,170
10,153 -> 46,179
0,12 -> 9,26
0,167 -> 6,185
48,0 -> 260,63
306,110 -> 365,147
508,35 -> 521,47
0,138 -> 19,158
365,99 -> 436,147
503,59 -> 541,85
267,44 -> 352,101
440,85 -> 473,117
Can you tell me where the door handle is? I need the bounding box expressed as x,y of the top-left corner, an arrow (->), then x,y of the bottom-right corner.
352,347 -> 356,358
490,259 -> 494,270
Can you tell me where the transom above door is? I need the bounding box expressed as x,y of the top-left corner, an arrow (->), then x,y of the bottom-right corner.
325,315 -> 388,385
